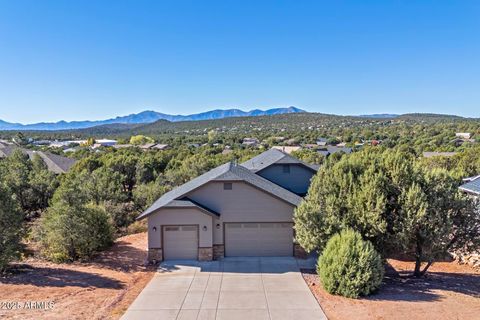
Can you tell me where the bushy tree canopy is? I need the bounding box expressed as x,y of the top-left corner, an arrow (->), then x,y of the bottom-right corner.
0,184 -> 23,272
295,147 -> 480,276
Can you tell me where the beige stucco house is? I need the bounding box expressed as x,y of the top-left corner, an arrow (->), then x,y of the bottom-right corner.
138,148 -> 317,261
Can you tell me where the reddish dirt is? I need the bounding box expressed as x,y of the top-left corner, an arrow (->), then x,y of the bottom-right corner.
303,259 -> 480,320
0,233 -> 155,320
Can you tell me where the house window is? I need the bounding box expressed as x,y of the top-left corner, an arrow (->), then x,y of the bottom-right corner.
282,164 -> 290,173
223,182 -> 233,190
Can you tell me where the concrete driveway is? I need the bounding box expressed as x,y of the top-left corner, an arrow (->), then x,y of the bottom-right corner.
121,257 -> 326,320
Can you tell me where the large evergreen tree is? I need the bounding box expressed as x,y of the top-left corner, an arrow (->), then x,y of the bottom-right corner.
294,147 -> 480,276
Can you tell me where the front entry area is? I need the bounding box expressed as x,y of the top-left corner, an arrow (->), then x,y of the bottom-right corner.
224,222 -> 294,257
163,225 -> 198,260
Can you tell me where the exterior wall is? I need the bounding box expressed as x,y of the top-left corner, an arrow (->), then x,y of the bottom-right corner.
187,181 -> 296,245
256,164 -> 315,195
147,208 -> 214,259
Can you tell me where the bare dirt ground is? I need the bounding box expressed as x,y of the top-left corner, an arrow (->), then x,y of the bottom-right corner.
0,232 -> 155,320
303,259 -> 480,320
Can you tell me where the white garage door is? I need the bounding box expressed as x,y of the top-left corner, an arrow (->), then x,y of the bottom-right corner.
163,226 -> 198,260
225,223 -> 293,257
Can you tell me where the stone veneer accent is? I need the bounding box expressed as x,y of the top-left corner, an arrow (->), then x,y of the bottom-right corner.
148,248 -> 163,262
198,247 -> 213,261
213,244 -> 225,260
294,244 -> 308,259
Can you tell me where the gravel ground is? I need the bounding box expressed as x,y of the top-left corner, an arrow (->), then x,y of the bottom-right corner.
0,232 -> 155,320
302,259 -> 480,320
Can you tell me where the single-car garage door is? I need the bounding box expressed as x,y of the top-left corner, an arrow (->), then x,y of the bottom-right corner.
225,223 -> 293,257
163,225 -> 198,260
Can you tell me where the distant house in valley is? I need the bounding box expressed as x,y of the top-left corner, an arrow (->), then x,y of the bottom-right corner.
459,175 -> 480,199
113,144 -> 135,149
456,132 -> 472,140
422,152 -> 458,158
242,138 -> 259,146
316,138 -> 328,146
151,144 -> 170,150
0,146 -> 76,174
138,148 -> 317,262
317,146 -> 353,157
95,139 -> 118,147
271,146 -> 301,154
138,143 -> 168,150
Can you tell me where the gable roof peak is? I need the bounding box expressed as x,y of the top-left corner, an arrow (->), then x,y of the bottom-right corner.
241,148 -> 317,173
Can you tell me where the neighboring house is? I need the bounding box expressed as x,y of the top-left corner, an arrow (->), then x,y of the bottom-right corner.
0,146 -> 76,174
242,137 -> 259,146
96,139 -> 118,147
139,143 -> 157,150
271,145 -> 301,154
459,175 -> 480,198
317,146 -> 353,157
456,132 -> 472,140
316,138 -> 328,146
422,151 -> 458,158
151,143 -> 170,150
113,144 -> 135,149
138,148 -> 317,262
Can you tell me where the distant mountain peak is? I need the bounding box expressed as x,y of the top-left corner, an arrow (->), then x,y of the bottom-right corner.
0,107 -> 306,131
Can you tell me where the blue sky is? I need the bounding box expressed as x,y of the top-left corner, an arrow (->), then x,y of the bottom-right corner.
0,1 -> 479,123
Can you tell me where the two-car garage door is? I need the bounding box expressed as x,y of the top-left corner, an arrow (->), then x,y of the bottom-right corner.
225,223 -> 293,257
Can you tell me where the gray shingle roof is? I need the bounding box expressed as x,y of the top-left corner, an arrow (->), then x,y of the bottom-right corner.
137,161 -> 302,220
163,199 -> 220,217
241,148 -> 318,173
459,176 -> 480,195
0,146 -> 76,174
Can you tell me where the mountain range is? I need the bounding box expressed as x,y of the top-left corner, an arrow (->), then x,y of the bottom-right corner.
0,107 -> 304,131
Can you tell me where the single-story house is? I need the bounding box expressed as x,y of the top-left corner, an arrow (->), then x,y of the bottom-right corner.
242,138 -> 259,146
0,146 -> 76,174
95,139 -> 118,147
459,175 -> 480,198
138,148 -> 317,262
316,138 -> 328,146
317,146 -> 353,157
456,132 -> 472,140
271,145 -> 301,154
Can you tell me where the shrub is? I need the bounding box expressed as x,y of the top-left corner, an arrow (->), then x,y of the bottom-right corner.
0,186 -> 23,272
37,203 -> 113,262
104,201 -> 137,235
318,229 -> 384,298
126,220 -> 147,235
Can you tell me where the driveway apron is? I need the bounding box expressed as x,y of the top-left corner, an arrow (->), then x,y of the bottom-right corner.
121,257 -> 327,320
